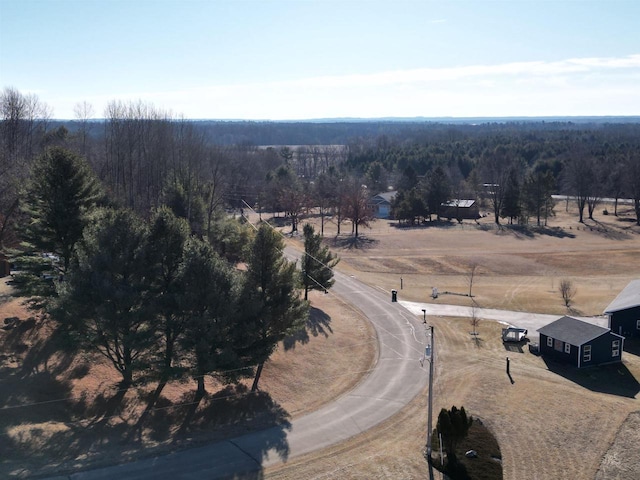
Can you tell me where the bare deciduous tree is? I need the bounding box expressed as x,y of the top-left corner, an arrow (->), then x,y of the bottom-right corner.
73,100 -> 95,156
343,177 -> 375,238
470,301 -> 480,337
559,279 -> 576,308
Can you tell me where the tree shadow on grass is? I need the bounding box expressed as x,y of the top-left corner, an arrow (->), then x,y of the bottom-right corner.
584,219 -> 632,240
542,358 -> 640,398
148,384 -> 291,478
283,306 -> 332,351
496,224 -> 577,240
469,333 -> 484,348
331,235 -> 378,250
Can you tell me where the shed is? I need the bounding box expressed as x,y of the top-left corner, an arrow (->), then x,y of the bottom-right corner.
604,279 -> 640,337
537,316 -> 624,368
370,191 -> 397,219
439,199 -> 480,220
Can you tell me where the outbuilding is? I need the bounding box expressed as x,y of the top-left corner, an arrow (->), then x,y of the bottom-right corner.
537,316 -> 624,368
604,279 -> 640,337
439,199 -> 480,221
370,191 -> 397,219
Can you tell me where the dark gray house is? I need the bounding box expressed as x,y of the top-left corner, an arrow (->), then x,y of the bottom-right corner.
439,199 -> 480,221
537,316 -> 624,368
604,279 -> 640,337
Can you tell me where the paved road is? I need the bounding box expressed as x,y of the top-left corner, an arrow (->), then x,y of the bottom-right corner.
60,268 -> 431,479
53,247 -> 610,479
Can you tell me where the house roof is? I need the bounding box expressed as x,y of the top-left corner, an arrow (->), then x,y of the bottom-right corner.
537,316 -> 611,346
441,199 -> 476,208
604,279 -> 640,314
371,191 -> 397,204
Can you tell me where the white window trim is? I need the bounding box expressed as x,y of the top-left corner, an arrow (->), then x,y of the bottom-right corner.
547,336 -> 553,347
564,343 -> 571,354
636,319 -> 640,330
583,345 -> 592,362
612,349 -> 619,357
612,340 -> 620,348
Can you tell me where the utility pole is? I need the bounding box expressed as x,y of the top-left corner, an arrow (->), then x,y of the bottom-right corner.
426,324 -> 435,480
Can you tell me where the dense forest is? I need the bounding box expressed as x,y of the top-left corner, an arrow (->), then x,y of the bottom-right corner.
3,87 -> 640,250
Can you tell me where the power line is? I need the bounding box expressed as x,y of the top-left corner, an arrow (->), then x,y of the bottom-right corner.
240,198 -> 426,359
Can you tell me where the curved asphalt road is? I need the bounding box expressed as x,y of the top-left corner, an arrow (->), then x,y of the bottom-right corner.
60,266 -> 431,479
50,253 -> 610,480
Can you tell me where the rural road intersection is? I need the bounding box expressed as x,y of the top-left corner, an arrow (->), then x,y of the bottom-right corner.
52,265 -> 608,479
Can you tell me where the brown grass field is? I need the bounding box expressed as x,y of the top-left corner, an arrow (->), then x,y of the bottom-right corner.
266,201 -> 640,480
1,199 -> 640,479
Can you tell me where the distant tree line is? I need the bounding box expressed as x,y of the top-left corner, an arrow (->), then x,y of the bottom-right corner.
2,86 -> 640,249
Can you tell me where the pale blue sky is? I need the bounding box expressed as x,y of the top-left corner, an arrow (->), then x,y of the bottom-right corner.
1,0 -> 639,119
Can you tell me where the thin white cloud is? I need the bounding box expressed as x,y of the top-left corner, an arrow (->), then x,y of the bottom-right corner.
50,54 -> 640,119
271,54 -> 640,89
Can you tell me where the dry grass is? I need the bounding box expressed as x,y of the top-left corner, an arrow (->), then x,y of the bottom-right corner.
2,199 -> 640,479
265,201 -> 640,480
0,287 -> 375,478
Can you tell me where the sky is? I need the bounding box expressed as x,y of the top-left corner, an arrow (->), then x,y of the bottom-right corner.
1,0 -> 639,120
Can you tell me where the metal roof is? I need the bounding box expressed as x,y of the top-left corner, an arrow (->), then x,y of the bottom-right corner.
604,279 -> 640,313
442,199 -> 476,208
537,316 -> 611,346
371,191 -> 397,203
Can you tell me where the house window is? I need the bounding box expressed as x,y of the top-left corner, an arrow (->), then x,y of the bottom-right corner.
612,349 -> 620,357
636,320 -> 640,330
583,345 -> 592,362
564,343 -> 571,354
547,336 -> 553,347
612,340 -> 620,348
554,339 -> 563,352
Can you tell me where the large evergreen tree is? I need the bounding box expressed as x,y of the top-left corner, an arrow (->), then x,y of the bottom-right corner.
56,208 -> 153,386
425,166 -> 452,221
301,223 -> 339,300
500,167 -> 521,224
17,147 -> 103,293
242,224 -> 309,391
179,237 -> 241,395
146,207 -> 190,377
22,147 -> 103,271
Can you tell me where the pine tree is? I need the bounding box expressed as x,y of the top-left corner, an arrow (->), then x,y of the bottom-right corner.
146,207 -> 190,377
20,146 -> 103,275
435,405 -> 473,464
301,223 -> 339,300
55,208 -> 153,386
178,238 -> 241,395
242,224 -> 309,391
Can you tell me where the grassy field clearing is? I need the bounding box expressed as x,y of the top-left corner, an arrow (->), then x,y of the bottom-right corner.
266,201 -> 640,480
1,199 -> 639,479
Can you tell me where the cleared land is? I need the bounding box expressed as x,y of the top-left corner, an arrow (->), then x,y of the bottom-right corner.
265,201 -> 640,480
1,200 -> 640,479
